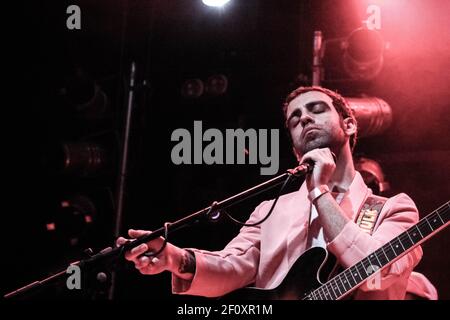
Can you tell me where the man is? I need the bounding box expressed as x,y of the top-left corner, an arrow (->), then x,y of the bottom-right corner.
117,86 -> 423,299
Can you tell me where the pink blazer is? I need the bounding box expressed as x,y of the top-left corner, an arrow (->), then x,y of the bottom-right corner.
172,172 -> 423,299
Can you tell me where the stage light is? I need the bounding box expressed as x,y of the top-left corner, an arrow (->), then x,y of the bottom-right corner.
202,0 -> 231,8
46,194 -> 97,247
205,74 -> 228,96
63,142 -> 107,176
43,131 -> 117,178
181,78 -> 204,99
46,141 -> 110,177
355,157 -> 390,195
342,28 -> 385,80
62,69 -> 108,118
346,96 -> 392,138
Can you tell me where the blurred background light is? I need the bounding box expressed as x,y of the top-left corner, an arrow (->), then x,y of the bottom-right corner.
202,0 -> 231,8
46,194 -> 97,248
181,78 -> 205,99
205,74 -> 228,96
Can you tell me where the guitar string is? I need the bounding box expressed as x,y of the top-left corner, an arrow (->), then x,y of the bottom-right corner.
307,203 -> 449,300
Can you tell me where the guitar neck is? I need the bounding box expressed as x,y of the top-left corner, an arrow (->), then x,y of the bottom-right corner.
305,200 -> 450,300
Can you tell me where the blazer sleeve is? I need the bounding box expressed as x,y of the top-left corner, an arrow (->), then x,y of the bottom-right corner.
326,193 -> 423,293
172,200 -> 271,297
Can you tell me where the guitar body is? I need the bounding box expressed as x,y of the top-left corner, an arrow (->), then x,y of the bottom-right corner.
224,201 -> 449,300
224,247 -> 337,300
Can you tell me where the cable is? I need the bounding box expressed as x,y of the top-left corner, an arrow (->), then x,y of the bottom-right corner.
129,170 -> 301,255
224,173 -> 295,227
143,222 -> 171,258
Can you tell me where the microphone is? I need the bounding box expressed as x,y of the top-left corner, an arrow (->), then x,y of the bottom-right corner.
289,151 -> 337,176
287,161 -> 313,176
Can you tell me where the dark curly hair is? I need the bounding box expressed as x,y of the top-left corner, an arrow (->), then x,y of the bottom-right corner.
282,86 -> 358,152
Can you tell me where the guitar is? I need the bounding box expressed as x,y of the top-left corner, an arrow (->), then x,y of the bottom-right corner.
225,200 -> 450,300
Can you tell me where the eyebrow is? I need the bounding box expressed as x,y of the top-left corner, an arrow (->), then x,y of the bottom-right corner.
286,100 -> 330,124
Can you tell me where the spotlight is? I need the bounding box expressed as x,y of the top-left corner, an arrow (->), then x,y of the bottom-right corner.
355,157 -> 390,195
62,69 -> 108,118
202,0 -> 231,8
44,141 -> 110,177
62,142 -> 108,177
44,189 -> 114,252
205,74 -> 228,96
342,28 -> 385,80
46,194 -> 97,247
181,78 -> 204,99
346,96 -> 392,138
43,130 -> 117,178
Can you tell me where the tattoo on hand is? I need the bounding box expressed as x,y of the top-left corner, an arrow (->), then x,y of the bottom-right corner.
179,250 -> 196,274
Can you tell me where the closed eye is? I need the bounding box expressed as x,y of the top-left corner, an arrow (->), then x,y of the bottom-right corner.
287,109 -> 301,128
286,101 -> 329,127
308,102 -> 327,113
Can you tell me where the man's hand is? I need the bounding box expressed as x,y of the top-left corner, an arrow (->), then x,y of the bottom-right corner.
299,148 -> 336,191
300,148 -> 349,241
116,229 -> 195,280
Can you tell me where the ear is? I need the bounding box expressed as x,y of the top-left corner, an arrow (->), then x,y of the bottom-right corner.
343,117 -> 357,137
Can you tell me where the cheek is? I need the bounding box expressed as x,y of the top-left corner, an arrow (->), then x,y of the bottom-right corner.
325,118 -> 343,132
329,120 -> 346,138
289,126 -> 302,142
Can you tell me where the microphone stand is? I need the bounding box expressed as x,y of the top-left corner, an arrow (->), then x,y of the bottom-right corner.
4,164 -> 311,299
108,61 -> 136,300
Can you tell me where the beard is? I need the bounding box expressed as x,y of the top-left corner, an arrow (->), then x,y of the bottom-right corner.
295,125 -> 346,157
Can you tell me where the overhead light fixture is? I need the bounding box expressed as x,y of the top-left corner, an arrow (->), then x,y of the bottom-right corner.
202,0 -> 231,8
346,96 -> 393,138
342,28 -> 385,80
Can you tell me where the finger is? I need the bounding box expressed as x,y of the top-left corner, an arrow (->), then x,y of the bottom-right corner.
136,257 -> 161,273
299,150 -> 319,166
300,148 -> 333,165
136,256 -> 162,273
116,237 -> 129,247
124,243 -> 149,261
150,257 -> 160,265
135,256 -> 151,269
322,148 -> 336,162
128,229 -> 152,239
319,148 -> 336,164
316,147 -> 333,157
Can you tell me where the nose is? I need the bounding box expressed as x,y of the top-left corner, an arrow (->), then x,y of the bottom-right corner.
300,113 -> 313,127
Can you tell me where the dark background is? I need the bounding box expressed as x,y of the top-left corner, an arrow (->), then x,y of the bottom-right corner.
5,0 -> 450,300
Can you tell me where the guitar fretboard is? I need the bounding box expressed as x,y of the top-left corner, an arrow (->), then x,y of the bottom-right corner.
305,200 -> 450,300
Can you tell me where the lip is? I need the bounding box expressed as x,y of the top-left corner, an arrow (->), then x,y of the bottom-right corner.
301,126 -> 320,139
